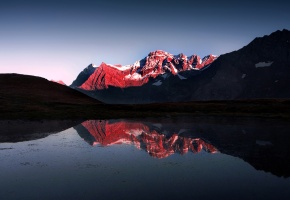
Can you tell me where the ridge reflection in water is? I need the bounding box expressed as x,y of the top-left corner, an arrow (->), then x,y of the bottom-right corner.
75,120 -> 218,159
1,116 -> 290,200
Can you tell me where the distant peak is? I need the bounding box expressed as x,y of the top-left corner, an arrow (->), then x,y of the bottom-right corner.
51,80 -> 66,86
88,63 -> 97,68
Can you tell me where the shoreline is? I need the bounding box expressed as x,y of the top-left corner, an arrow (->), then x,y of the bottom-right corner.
1,99 -> 290,120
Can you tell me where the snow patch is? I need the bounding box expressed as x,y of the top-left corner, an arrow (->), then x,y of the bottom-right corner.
161,73 -> 169,79
133,60 -> 140,68
255,61 -> 273,68
177,74 -> 187,80
126,129 -> 143,137
200,64 -> 211,71
108,64 -> 131,71
241,74 -> 246,79
152,80 -> 162,86
131,73 -> 142,80
152,123 -> 162,129
125,73 -> 142,80
172,65 -> 178,74
106,138 -> 132,146
199,58 -> 202,64
178,129 -> 187,134
171,135 -> 179,144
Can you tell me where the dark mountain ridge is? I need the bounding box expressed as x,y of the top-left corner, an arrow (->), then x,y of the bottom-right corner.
72,29 -> 290,104
191,29 -> 290,100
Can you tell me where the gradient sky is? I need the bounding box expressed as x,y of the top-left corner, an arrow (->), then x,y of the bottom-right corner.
1,0 -> 290,85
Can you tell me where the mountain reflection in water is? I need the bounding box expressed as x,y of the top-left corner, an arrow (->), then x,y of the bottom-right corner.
73,117 -> 290,178
74,120 -> 218,159
1,116 -> 290,200
1,116 -> 290,178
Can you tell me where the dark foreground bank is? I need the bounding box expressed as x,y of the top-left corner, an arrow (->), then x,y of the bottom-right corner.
1,99 -> 290,120
1,74 -> 290,119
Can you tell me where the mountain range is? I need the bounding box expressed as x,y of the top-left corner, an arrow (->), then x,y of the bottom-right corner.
71,29 -> 290,103
71,51 -> 217,90
73,117 -> 290,177
1,29 -> 290,119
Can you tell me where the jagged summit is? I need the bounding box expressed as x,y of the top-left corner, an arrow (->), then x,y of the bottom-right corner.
73,50 -> 217,90
70,64 -> 96,88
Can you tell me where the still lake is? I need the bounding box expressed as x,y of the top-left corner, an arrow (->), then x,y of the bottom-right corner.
1,116 -> 290,200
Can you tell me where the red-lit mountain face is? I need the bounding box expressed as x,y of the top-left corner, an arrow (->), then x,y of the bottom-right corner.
78,50 -> 217,90
76,119 -> 218,159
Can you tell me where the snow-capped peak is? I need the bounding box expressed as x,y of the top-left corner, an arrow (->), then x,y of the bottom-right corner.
79,50 -> 218,90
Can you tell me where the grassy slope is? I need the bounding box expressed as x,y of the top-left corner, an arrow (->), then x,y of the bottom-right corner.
1,74 -> 290,119
0,74 -> 103,119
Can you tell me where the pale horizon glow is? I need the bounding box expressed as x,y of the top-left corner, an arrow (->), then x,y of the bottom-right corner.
1,0 -> 290,85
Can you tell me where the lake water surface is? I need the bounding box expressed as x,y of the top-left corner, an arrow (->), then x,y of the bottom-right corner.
1,116 -> 290,200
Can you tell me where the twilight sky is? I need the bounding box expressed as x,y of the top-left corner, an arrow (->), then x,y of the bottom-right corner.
1,0 -> 290,85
